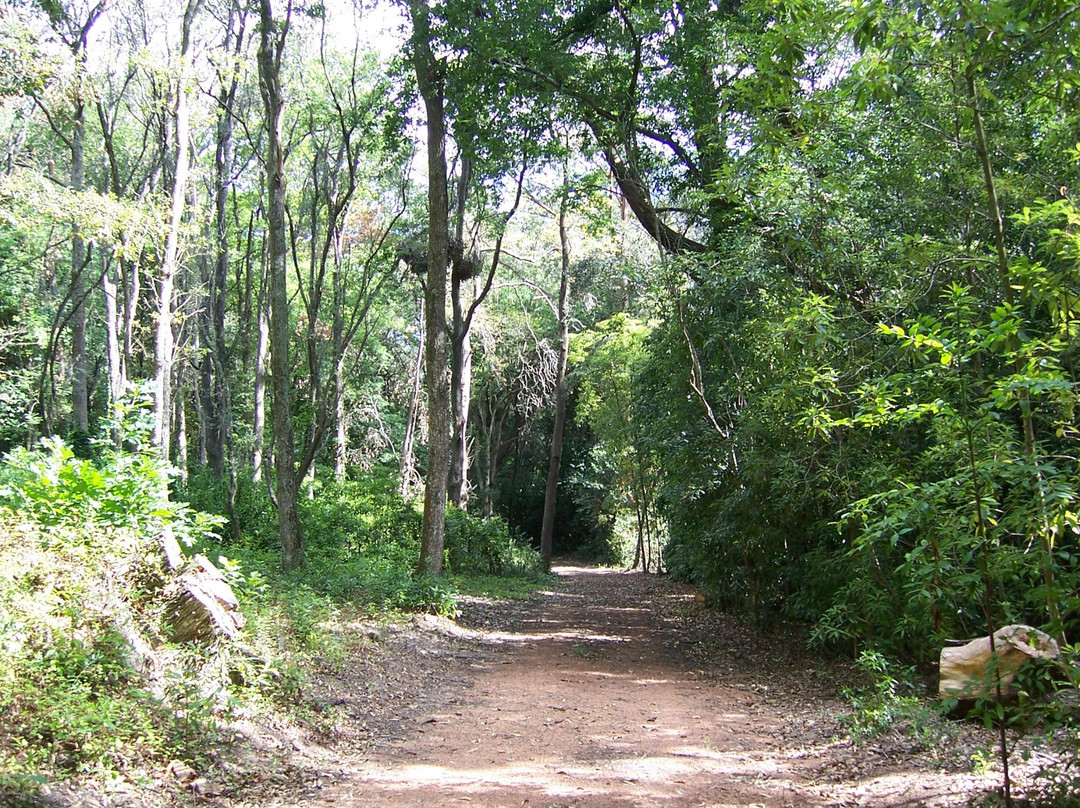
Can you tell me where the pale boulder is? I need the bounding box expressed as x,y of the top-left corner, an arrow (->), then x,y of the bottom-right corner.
939,624 -> 1059,700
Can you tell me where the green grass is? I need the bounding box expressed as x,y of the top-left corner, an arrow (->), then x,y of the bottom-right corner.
449,570 -> 556,600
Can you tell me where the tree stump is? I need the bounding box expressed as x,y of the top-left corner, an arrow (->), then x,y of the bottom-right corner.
939,624 -> 1059,700
166,554 -> 245,644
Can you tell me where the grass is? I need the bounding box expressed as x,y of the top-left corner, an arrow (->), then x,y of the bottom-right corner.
449,571 -> 555,600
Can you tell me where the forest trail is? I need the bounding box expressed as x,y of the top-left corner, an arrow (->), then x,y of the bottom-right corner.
257,564 -> 1003,808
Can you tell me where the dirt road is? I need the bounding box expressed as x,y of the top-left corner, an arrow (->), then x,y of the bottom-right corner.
301,563 -> 1003,808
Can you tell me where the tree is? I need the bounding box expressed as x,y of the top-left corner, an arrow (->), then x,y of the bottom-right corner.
33,0 -> 108,444
538,166 -> 574,570
152,0 -> 203,460
406,0 -> 451,578
257,0 -> 302,570
571,314 -> 660,570
198,0 -> 248,483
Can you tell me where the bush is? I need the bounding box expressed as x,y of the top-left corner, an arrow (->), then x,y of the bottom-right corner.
841,650 -> 927,740
444,508 -> 542,576
0,515 -> 216,787
300,476 -> 422,560
189,473 -> 542,619
0,422 -> 229,790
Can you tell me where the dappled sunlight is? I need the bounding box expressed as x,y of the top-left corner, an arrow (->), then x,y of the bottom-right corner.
464,627 -> 636,647
551,563 -> 626,577
352,747 -> 792,802
344,727 -> 1002,807
326,564 -> 1009,808
345,737 -> 851,806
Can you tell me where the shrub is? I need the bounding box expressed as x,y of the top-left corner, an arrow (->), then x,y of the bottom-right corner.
444,507 -> 543,576
0,515 -> 216,787
841,650 -> 927,740
0,417 -> 229,790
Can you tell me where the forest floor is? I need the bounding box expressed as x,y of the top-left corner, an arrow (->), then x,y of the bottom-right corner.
209,561 -> 1027,808
37,562 -> 1038,807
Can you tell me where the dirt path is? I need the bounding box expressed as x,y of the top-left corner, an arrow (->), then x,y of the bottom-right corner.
271,563 -> 1005,808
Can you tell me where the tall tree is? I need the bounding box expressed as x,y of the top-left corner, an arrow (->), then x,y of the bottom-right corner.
257,0 -> 303,569
539,184 -> 571,571
447,155 -> 473,508
199,0 -> 247,481
447,159 -> 526,509
406,0 -> 451,577
153,0 -> 203,460
36,0 -> 108,441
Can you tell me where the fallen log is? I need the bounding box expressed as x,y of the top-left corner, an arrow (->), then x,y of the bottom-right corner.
939,624 -> 1059,700
166,554 -> 245,644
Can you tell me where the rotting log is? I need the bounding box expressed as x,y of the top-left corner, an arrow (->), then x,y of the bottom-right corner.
939,624 -> 1059,700
166,554 -> 244,644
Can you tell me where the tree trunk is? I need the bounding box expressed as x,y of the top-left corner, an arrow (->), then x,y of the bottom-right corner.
205,0 -> 245,481
252,273 -> 269,482
334,355 -> 346,482
399,295 -> 424,498
449,276 -> 474,508
175,380 -> 188,481
258,0 -> 303,569
154,0 -> 202,459
448,156 -> 471,508
39,2 -> 105,442
409,0 -> 451,578
540,196 -> 572,571
102,257 -> 123,410
69,94 -> 89,441
95,102 -> 126,420
122,236 -> 139,386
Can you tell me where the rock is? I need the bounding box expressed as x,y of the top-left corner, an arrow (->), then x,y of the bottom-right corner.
939,624 -> 1059,700
168,760 -> 198,783
166,554 -> 245,644
191,778 -> 223,796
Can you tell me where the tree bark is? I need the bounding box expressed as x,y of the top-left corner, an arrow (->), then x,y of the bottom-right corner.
252,275 -> 269,482
70,95 -> 88,441
175,377 -> 188,481
400,294 -> 425,498
201,4 -> 244,480
449,275 -> 473,508
64,3 -> 107,443
153,0 -> 203,460
102,257 -> 123,409
540,195 -> 572,572
409,0 -> 451,578
258,0 -> 303,569
448,156 -> 472,508
95,101 -> 126,417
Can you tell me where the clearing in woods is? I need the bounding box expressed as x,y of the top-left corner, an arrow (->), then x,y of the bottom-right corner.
229,563 -> 1010,808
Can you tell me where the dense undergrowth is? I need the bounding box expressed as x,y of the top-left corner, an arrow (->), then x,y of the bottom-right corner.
0,421 -> 546,803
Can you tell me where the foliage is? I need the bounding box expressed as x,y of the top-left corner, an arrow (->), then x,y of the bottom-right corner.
568,314 -> 664,569
838,650 -> 971,768
3,0 -> 1080,797
0,485 -> 219,790
1012,644 -> 1080,805
0,388 -> 225,548
188,471 -> 545,619
841,650 -> 928,740
444,507 -> 543,577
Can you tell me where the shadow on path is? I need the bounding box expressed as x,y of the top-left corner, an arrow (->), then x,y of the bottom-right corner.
316,563 -> 999,808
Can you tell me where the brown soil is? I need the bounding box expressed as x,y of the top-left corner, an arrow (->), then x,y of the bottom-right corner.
209,562 -> 1019,808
